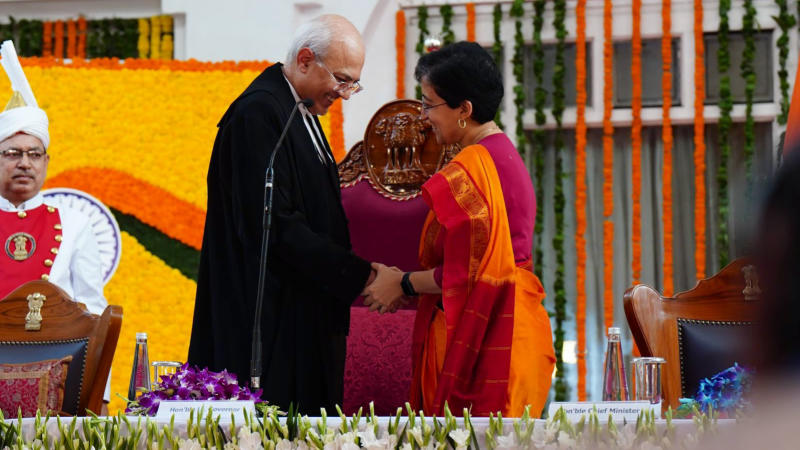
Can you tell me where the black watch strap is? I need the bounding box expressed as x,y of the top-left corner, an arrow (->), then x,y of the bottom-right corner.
401,272 -> 418,297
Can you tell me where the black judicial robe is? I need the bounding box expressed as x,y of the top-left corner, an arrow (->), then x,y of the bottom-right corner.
188,63 -> 371,414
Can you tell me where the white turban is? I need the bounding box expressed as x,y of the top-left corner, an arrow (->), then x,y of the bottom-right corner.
0,105 -> 49,149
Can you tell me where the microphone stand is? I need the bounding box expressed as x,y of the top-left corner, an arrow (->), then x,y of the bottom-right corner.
250,98 -> 312,389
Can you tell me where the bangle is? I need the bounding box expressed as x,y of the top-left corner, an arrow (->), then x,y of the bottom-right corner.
401,272 -> 418,297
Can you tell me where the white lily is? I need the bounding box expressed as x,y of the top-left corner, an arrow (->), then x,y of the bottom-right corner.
495,432 -> 519,450
556,432 -> 576,449
177,438 -> 204,450
449,428 -> 471,449
237,427 -> 264,450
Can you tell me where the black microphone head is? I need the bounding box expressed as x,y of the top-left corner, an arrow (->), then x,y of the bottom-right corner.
301,98 -> 314,108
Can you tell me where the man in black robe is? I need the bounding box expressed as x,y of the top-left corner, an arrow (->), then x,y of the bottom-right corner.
188,15 -> 383,415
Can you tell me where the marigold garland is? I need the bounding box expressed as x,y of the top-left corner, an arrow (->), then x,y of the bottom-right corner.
396,10 -> 406,99
137,18 -> 149,58
77,17 -> 87,59
53,20 -> 64,59
66,19 -> 76,59
160,15 -> 174,60
602,0 -> 615,331
662,0 -> 674,296
575,0 -> 588,401
149,15 -> 161,60
327,98 -> 346,162
42,21 -> 53,57
693,0 -> 706,280
21,56 -> 270,72
631,0 -> 642,284
466,3 -> 476,42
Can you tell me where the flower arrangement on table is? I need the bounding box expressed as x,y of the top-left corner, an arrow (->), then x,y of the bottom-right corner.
125,363 -> 263,416
677,363 -> 754,419
0,403 -> 718,450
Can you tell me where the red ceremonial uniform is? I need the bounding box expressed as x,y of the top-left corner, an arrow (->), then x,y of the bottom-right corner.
0,203 -> 63,298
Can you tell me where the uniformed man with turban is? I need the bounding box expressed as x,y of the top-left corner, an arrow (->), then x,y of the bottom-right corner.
0,40 -> 106,315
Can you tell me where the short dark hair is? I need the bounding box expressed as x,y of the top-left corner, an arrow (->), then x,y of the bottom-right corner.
414,41 -> 503,124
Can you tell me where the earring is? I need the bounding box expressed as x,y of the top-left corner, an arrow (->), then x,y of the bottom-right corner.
458,118 -> 467,129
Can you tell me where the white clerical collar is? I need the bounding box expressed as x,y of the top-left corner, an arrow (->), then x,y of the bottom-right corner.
0,192 -> 44,212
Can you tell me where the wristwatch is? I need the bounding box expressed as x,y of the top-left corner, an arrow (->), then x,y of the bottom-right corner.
401,272 -> 418,297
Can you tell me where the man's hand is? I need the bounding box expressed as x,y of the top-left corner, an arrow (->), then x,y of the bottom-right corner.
362,262 -> 407,313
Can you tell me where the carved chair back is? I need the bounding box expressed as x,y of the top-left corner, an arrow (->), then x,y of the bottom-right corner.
0,280 -> 122,415
624,258 -> 760,410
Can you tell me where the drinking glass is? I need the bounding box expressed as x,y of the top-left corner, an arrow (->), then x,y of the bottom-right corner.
152,361 -> 182,386
632,357 -> 666,404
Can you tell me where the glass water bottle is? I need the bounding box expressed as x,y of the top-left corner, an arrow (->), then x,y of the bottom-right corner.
128,332 -> 151,400
601,326 -> 630,401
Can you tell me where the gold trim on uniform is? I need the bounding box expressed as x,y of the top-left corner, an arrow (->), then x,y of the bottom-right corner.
5,232 -> 36,261
44,259 -> 53,267
41,274 -> 49,281
17,211 -> 27,219
54,234 -> 62,242
47,206 -> 55,213
54,224 -> 62,230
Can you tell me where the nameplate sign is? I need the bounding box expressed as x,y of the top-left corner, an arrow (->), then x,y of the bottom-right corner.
548,401 -> 660,422
155,400 -> 256,423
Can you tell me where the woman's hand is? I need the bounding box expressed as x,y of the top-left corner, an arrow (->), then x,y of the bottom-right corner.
363,262 -> 406,313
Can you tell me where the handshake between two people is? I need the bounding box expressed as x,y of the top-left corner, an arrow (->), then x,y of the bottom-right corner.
361,262 -> 409,314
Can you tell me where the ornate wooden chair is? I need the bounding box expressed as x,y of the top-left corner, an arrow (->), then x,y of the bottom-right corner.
624,258 -> 760,410
0,280 -> 122,416
338,99 -> 457,414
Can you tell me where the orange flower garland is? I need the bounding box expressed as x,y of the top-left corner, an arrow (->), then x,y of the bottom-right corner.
693,0 -> 706,280
631,0 -> 642,283
45,168 -> 206,250
54,20 -> 64,59
602,0 -> 615,331
328,98 -> 346,162
66,19 -> 76,59
396,10 -> 406,99
43,22 -> 53,57
77,17 -> 87,59
466,3 -> 476,42
574,0 -> 588,401
662,0 -> 674,296
21,56 -> 271,72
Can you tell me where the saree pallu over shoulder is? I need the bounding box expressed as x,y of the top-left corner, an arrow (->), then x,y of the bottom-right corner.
412,144 -> 555,417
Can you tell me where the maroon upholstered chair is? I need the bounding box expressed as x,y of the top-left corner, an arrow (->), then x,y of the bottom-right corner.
339,100 -> 457,415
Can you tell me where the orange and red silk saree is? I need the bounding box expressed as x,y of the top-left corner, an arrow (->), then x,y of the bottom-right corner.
410,143 -> 555,417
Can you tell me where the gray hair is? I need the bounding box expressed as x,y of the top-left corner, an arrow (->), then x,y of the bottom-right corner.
285,16 -> 336,66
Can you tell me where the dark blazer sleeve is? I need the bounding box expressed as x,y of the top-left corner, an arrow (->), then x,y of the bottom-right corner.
225,91 -> 370,305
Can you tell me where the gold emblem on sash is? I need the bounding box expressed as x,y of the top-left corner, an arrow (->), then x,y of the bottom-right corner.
4,232 -> 36,261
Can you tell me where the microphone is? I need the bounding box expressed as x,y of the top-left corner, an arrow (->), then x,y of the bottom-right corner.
250,98 -> 314,389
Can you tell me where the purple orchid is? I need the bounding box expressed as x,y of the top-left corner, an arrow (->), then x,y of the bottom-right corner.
125,363 -> 264,416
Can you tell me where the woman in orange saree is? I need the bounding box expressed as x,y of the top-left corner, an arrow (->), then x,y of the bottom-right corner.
363,42 -> 555,417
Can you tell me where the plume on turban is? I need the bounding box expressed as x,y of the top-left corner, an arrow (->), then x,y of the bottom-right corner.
0,40 -> 49,149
